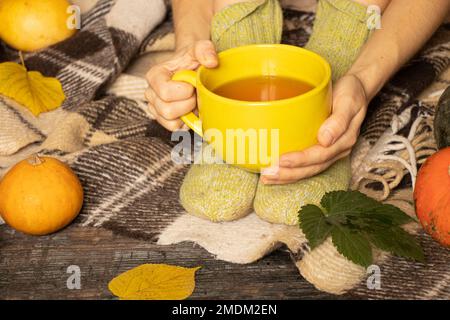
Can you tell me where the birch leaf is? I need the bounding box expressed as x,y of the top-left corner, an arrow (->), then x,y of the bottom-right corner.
0,62 -> 65,116
108,264 -> 201,300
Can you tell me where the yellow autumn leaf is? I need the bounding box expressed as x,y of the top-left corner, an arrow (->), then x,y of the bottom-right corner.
0,61 -> 65,116
108,264 -> 201,300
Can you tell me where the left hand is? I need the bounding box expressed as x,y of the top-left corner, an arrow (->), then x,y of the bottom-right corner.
261,74 -> 368,185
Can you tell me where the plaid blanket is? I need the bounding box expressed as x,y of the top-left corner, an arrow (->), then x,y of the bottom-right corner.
0,0 -> 449,298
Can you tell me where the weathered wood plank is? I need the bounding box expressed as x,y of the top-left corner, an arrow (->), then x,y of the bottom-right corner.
0,225 -> 349,299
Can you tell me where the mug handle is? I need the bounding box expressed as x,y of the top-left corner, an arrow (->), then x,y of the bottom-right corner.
172,70 -> 203,137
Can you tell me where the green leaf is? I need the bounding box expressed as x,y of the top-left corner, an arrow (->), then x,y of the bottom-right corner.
367,226 -> 425,262
331,225 -> 373,268
298,190 -> 424,267
367,204 -> 415,225
298,204 -> 333,249
321,191 -> 380,215
321,191 -> 413,223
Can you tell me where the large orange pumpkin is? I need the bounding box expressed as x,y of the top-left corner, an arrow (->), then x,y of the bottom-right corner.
0,155 -> 83,235
414,147 -> 450,247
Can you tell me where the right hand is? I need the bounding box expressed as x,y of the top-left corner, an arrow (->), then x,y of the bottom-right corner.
145,40 -> 218,131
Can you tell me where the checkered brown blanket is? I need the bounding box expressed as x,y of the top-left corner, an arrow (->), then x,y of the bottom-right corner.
0,0 -> 449,298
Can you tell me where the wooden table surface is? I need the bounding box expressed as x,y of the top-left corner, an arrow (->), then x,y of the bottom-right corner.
0,224 -> 352,300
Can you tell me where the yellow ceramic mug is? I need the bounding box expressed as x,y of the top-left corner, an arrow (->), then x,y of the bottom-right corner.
173,44 -> 332,172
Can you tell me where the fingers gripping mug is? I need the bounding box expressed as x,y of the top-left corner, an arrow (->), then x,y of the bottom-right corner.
172,44 -> 332,172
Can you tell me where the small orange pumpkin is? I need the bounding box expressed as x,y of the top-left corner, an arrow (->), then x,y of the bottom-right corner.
414,147 -> 450,247
0,155 -> 83,235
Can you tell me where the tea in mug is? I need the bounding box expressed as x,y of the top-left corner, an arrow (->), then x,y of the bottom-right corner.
213,76 -> 314,102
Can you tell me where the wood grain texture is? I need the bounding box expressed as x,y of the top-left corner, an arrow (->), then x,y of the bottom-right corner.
0,225 -> 352,300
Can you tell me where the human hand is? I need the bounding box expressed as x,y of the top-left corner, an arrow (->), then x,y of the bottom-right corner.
145,40 -> 218,131
261,74 -> 368,185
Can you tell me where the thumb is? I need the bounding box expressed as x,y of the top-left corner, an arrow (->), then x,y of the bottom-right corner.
318,100 -> 357,147
194,40 -> 218,68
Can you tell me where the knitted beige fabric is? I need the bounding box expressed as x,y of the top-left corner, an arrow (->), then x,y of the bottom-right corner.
253,0 -> 369,225
180,0 -> 282,222
296,237 -> 367,294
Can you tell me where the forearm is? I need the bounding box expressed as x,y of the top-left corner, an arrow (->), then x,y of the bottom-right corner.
348,0 -> 450,101
172,0 -> 214,50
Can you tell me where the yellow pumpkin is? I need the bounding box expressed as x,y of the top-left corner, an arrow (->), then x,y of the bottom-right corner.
0,0 -> 77,52
0,155 -> 83,235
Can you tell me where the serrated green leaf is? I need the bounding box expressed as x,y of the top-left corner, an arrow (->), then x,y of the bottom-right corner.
321,191 -> 380,215
331,226 -> 373,268
320,191 -> 414,224
367,204 -> 415,225
298,191 -> 424,267
367,226 -> 425,262
298,204 -> 333,249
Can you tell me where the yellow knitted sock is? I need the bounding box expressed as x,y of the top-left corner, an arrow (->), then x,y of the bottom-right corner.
180,0 -> 282,222
254,157 -> 352,225
211,0 -> 283,52
305,0 -> 370,80
254,0 -> 370,225
180,157 -> 259,222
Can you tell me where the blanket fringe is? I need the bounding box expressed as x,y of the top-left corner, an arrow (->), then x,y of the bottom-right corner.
354,103 -> 436,201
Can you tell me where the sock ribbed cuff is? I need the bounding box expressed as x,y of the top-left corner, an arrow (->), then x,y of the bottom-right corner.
324,0 -> 368,22
211,0 -> 283,53
305,0 -> 370,81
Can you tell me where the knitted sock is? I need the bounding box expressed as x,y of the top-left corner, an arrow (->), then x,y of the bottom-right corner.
180,0 -> 282,222
254,0 -> 370,225
254,157 -> 352,225
305,0 -> 370,80
211,0 -> 283,52
180,149 -> 259,222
